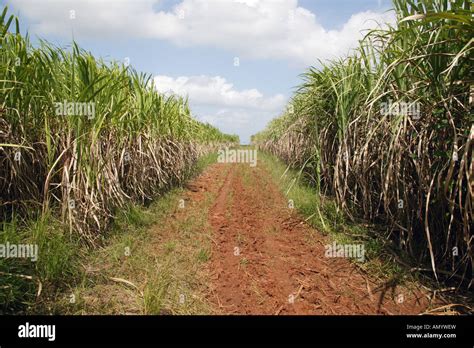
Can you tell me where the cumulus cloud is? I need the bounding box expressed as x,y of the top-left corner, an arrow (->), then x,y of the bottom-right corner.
8,0 -> 395,65
153,75 -> 286,111
196,107 -> 276,144
153,74 -> 285,143
8,0 -> 396,142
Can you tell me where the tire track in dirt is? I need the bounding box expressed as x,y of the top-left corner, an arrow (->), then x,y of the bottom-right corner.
202,162 -> 438,315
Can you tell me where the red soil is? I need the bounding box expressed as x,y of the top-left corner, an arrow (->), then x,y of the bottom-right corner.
186,163 -> 438,315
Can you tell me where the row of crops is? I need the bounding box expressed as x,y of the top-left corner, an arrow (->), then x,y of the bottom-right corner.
0,6 -> 238,243
252,0 -> 473,287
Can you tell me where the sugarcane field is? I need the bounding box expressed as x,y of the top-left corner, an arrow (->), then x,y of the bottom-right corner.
0,0 -> 473,346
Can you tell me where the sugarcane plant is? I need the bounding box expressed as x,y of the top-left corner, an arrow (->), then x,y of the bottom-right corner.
253,0 -> 473,288
0,6 -> 239,243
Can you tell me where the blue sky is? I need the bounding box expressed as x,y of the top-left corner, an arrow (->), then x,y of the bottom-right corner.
3,0 -> 394,143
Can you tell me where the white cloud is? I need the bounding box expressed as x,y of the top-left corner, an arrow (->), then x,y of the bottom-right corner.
196,107 -> 276,144
8,0 -> 396,143
153,74 -> 286,111
8,0 -> 395,65
153,74 -> 285,143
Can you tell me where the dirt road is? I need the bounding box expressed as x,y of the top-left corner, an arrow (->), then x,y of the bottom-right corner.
183,162 -> 433,315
